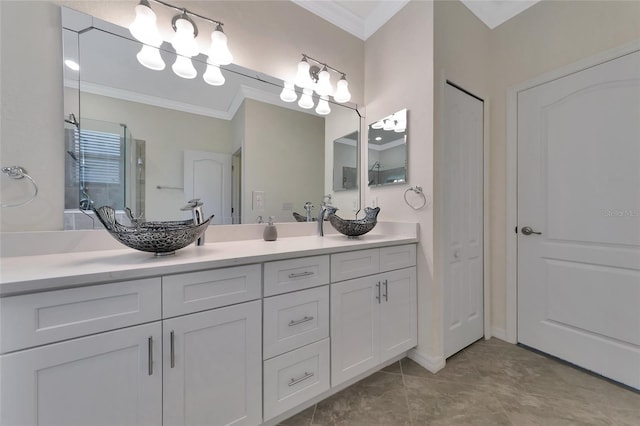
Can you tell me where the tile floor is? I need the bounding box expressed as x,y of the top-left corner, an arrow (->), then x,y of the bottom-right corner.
278,338 -> 640,426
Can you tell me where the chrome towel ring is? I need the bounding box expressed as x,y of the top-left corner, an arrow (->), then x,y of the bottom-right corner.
404,185 -> 430,210
1,166 -> 39,208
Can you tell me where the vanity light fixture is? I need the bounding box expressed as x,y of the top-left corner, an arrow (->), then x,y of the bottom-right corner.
383,119 -> 395,131
280,53 -> 352,112
128,0 -> 233,83
371,120 -> 384,129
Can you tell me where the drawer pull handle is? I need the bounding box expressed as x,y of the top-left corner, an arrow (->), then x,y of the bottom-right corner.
288,371 -> 314,387
289,316 -> 314,327
383,279 -> 388,302
288,271 -> 315,279
170,330 -> 175,368
376,281 -> 381,304
148,336 -> 153,376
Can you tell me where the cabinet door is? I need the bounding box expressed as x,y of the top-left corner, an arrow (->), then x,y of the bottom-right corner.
0,322 -> 162,426
379,267 -> 417,361
330,276 -> 379,386
163,300 -> 262,426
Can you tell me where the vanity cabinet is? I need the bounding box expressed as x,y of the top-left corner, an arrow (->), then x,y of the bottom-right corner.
0,322 -> 163,426
163,300 -> 262,426
330,245 -> 417,386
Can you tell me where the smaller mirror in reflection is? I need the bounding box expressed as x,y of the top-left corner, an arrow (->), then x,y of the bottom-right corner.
333,131 -> 359,191
368,109 -> 407,187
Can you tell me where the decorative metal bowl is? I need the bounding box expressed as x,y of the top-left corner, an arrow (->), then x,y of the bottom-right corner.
94,206 -> 213,255
327,207 -> 380,237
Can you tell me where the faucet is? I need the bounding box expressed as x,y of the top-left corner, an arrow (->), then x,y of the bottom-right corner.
180,198 -> 206,246
317,199 -> 337,237
304,201 -> 314,222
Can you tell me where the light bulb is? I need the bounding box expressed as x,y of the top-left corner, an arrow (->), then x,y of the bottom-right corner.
371,120 -> 384,130
172,55 -> 197,79
315,96 -> 331,115
136,45 -> 165,70
171,16 -> 199,57
383,119 -> 395,131
315,67 -> 333,96
203,63 -> 225,86
298,88 -> 314,109
280,81 -> 297,103
394,119 -> 407,132
129,1 -> 163,47
208,26 -> 233,65
295,59 -> 314,89
333,77 -> 351,103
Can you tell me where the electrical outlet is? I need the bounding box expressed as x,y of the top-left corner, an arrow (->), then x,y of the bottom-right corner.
253,191 -> 265,210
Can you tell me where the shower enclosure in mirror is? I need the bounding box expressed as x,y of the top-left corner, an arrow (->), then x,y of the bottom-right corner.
368,109 -> 408,187
58,6 -> 360,230
333,131 -> 358,191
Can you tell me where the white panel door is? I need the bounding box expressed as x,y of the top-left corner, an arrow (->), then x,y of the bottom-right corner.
379,267 -> 417,361
330,276 -> 379,386
163,300 -> 262,426
443,83 -> 485,358
184,150 -> 232,225
518,50 -> 640,389
0,322 -> 162,426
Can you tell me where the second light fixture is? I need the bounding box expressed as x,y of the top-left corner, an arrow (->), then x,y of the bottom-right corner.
280,54 -> 352,115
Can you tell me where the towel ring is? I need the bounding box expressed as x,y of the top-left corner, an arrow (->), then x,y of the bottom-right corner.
1,166 -> 39,208
404,185 -> 430,210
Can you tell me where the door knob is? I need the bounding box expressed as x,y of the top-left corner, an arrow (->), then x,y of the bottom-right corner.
521,226 -> 542,236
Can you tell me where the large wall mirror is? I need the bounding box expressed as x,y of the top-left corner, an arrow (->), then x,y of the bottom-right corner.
58,7 -> 360,229
368,109 -> 407,187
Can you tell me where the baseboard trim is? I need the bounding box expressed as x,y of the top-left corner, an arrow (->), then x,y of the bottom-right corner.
408,349 -> 445,373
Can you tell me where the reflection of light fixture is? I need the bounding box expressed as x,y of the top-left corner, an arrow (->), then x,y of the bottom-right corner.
371,120 -> 384,129
298,88 -> 314,109
280,81 -> 297,103
128,0 -> 233,84
203,63 -> 225,85
64,59 -> 80,71
137,45 -> 165,70
316,96 -> 331,115
383,119 -> 395,131
375,136 -> 382,141
291,54 -> 351,107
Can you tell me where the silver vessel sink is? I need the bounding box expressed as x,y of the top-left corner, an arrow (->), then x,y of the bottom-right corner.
94,206 -> 213,255
327,207 -> 380,238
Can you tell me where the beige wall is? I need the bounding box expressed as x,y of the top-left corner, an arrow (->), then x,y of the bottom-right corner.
364,1 -> 437,364
434,0 -> 640,337
488,0 -> 640,334
1,1 -> 64,232
242,99 -> 325,224
78,91 -> 234,221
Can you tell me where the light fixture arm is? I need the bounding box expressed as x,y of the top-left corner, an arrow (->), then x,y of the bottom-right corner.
171,10 -> 199,37
149,0 -> 225,28
301,53 -> 346,78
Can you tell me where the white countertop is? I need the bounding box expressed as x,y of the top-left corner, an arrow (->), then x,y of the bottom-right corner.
0,233 -> 417,296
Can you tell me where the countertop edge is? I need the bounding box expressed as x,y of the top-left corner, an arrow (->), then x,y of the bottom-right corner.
0,235 -> 418,297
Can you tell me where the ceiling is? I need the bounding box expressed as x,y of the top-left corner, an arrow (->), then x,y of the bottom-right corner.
291,0 -> 542,39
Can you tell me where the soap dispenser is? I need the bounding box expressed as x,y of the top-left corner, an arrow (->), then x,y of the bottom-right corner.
263,216 -> 277,241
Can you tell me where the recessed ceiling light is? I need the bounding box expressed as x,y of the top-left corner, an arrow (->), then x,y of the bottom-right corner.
375,136 -> 382,141
65,59 -> 80,71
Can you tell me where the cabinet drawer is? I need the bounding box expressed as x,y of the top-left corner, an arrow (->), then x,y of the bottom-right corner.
0,278 -> 161,354
263,338 -> 330,421
162,264 -> 261,318
331,248 -> 380,282
380,244 -> 417,272
263,286 -> 329,359
264,255 -> 329,296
